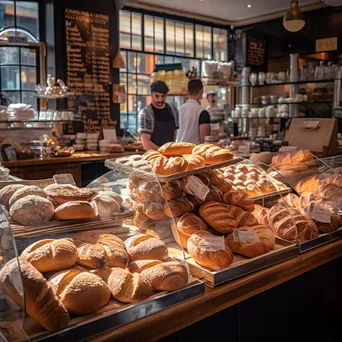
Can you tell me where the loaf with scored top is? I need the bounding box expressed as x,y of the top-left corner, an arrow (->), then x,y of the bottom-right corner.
192,143 -> 233,165
271,150 -> 313,167
151,156 -> 188,175
158,142 -> 195,156
183,154 -> 206,171
222,191 -> 255,212
0,184 -> 25,209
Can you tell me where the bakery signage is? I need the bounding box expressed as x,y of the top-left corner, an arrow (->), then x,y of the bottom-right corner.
246,37 -> 266,68
65,8 -> 111,126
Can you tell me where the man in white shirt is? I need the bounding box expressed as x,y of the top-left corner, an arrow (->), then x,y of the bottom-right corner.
176,79 -> 211,144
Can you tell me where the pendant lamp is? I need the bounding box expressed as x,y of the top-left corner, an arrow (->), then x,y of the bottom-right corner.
112,49 -> 126,69
283,0 -> 306,32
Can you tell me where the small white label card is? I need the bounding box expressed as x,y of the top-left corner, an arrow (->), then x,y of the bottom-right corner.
279,146 -> 297,152
304,121 -> 320,129
238,145 -> 251,155
53,173 -> 76,185
185,175 -> 210,201
201,235 -> 225,251
233,229 -> 259,243
307,203 -> 331,223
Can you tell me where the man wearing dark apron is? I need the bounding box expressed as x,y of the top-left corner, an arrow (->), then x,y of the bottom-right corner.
138,81 -> 179,151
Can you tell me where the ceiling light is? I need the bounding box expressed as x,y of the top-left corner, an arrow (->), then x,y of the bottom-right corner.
322,0 -> 342,6
283,0 -> 306,32
247,4 -> 252,8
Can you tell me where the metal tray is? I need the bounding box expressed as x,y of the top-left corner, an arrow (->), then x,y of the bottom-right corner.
168,241 -> 298,288
252,188 -> 292,205
298,228 -> 342,253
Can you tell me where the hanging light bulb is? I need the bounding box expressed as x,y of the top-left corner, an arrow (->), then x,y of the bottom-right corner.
283,0 -> 306,32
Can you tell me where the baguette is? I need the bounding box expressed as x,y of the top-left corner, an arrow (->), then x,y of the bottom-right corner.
192,143 -> 233,165
158,142 -> 195,156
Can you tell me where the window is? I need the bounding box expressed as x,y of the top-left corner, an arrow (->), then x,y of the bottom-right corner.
119,10 -> 142,50
213,28 -> 228,61
195,24 -> 212,59
144,15 -> 164,53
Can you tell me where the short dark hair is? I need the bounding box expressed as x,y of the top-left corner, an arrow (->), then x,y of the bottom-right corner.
188,79 -> 203,96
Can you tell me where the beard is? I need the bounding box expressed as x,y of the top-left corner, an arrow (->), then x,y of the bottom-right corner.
155,101 -> 165,108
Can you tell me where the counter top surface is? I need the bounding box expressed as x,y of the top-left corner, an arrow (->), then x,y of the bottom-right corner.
90,239 -> 342,342
2,151 -> 143,167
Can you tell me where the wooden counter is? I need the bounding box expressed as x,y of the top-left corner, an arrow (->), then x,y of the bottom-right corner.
90,240 -> 342,342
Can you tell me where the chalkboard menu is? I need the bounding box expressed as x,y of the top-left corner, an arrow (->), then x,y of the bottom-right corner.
65,8 -> 111,131
246,37 -> 266,68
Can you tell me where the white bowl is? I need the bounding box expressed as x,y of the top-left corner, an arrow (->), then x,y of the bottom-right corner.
75,139 -> 86,144
73,144 -> 85,150
76,133 -> 87,139
87,133 -> 100,139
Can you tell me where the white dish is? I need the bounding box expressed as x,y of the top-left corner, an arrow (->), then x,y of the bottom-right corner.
75,139 -> 86,144
76,133 -> 87,139
87,133 -> 100,139
73,144 -> 85,150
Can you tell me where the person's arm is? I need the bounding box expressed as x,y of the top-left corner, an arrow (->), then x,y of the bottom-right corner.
140,133 -> 159,151
199,110 -> 211,143
174,130 -> 178,141
171,105 -> 179,142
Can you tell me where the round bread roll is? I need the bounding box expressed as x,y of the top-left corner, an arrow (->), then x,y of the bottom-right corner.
125,234 -> 168,261
141,201 -> 167,221
10,195 -> 54,226
163,198 -> 194,218
43,184 -> 78,192
0,184 -> 26,209
46,187 -> 97,204
48,268 -> 111,315
187,231 -> 233,270
128,260 -> 163,273
54,201 -> 96,220
97,191 -> 123,206
9,185 -> 46,207
21,238 -> 78,272
91,195 -> 121,221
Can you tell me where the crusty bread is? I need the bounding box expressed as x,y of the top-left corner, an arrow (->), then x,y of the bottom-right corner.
139,181 -> 165,203
0,258 -> 69,331
224,204 -> 259,227
295,175 -> 320,194
192,143 -> 233,165
252,205 -> 270,225
133,202 -> 150,229
74,231 -> 128,269
10,195 -> 55,226
199,201 -> 237,234
222,191 -> 255,212
141,262 -> 188,291
46,187 -> 97,204
183,154 -> 206,171
271,150 -> 313,167
97,191 -> 124,206
226,225 -> 275,258
128,260 -> 163,273
161,181 -> 184,201
205,170 -> 232,193
0,184 -> 25,209
163,198 -> 194,218
142,150 -> 163,162
107,267 -> 153,303
43,184 -> 78,192
125,234 -> 168,261
91,195 -> 121,221
48,268 -> 111,315
187,231 -> 233,270
151,156 -> 188,176
140,201 -> 167,220
158,142 -> 195,156
9,185 -> 46,207
21,238 -> 78,272
54,201 -> 96,220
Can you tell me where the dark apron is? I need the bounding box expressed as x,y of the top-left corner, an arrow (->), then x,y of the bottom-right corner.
150,105 -> 176,147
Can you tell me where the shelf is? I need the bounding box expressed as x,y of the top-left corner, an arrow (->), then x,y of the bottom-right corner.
233,117 -> 290,119
0,120 -> 82,123
251,101 -> 333,106
249,79 -> 339,87
0,127 -> 53,130
35,92 -> 74,99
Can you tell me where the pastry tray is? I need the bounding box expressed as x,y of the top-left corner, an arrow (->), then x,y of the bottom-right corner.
168,240 -> 298,288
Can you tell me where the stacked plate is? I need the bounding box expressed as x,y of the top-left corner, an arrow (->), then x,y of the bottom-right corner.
74,133 -> 86,151
86,133 -> 99,151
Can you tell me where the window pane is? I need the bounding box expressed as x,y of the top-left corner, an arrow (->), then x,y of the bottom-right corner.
175,22 -> 184,56
213,28 -> 227,61
127,51 -> 136,73
0,46 -> 19,64
137,53 -> 154,74
127,74 -> 137,95
0,1 -> 15,30
127,95 -> 137,114
21,48 -> 36,66
144,15 -> 154,52
195,25 -> 203,59
164,56 -> 174,64
128,114 -> 137,132
137,74 -> 150,95
16,2 -> 39,40
203,26 -> 212,59
185,23 -> 194,57
154,17 -> 164,53
120,93 -> 127,113
120,114 -> 128,129
21,66 -> 36,90
166,19 -> 175,55
2,91 -> 20,104
155,55 -> 164,65
120,10 -> 131,49
131,12 -> 142,50
137,95 -> 150,114
22,91 -> 36,109
1,66 -> 20,89
120,50 -> 127,72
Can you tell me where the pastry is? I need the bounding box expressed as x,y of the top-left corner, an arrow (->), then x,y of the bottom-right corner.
125,234 -> 168,261
222,191 -> 255,212
187,231 -> 233,270
151,156 -> 188,176
128,260 -> 163,273
199,201 -> 237,234
45,187 -> 97,204
183,154 -> 206,171
141,261 -> 188,291
48,267 -> 111,315
54,201 -> 96,220
161,181 -> 184,200
0,258 -> 69,331
74,231 -> 129,269
271,150 -> 313,167
223,171 -> 235,181
91,195 -> 121,221
192,143 -> 233,165
21,238 -> 78,273
10,195 -> 55,226
9,185 -> 46,207
226,225 -> 275,258
252,205 -> 270,225
0,184 -> 25,209
158,142 -> 195,156
235,172 -> 248,182
163,197 -> 194,218
224,204 -> 259,227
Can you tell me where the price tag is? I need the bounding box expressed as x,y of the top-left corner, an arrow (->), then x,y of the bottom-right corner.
233,230 -> 259,243
307,203 -> 331,223
238,145 -> 251,155
53,174 -> 76,185
185,176 -> 210,201
304,121 -> 320,129
201,235 -> 225,251
279,146 -> 297,152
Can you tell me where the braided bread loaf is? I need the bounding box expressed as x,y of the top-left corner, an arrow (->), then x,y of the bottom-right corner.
192,143 -> 233,165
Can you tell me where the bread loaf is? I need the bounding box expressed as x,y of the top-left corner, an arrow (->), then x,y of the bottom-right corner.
139,181 -> 164,203
187,231 -> 233,270
21,238 -> 78,272
128,260 -> 163,273
142,150 -> 163,162
46,187 -> 97,204
125,234 -> 168,261
141,262 -> 188,291
205,186 -> 223,202
133,202 -> 150,229
74,231 -> 129,269
151,156 -> 188,175
272,150 -> 313,167
185,194 -> 205,211
163,197 -> 194,218
0,258 -> 69,331
91,195 -> 121,221
141,201 -> 167,220
183,154 -> 206,171
222,191 -> 255,212
10,195 -> 55,226
97,190 -> 123,206
158,142 -> 195,156
252,205 -> 270,225
48,267 -> 111,315
0,184 -> 25,209
161,181 -> 184,200
226,225 -> 275,258
128,170 -> 155,190
205,170 -> 232,193
224,204 -> 259,227
192,143 -> 233,165
54,201 -> 96,220
107,267 -> 153,303
9,185 -> 46,207
44,184 -> 78,192
199,201 -> 237,234
295,175 -> 320,194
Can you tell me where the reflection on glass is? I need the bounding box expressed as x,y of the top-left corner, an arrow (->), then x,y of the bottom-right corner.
22,91 -> 36,109
2,91 -> 20,104
21,48 -> 36,66
213,28 -> 228,62
131,12 -> 142,50
127,74 -> 137,95
1,66 -> 20,89
175,22 -> 185,56
137,95 -> 150,113
195,25 -> 204,59
128,114 -> 137,132
203,26 -> 212,60
154,17 -> 164,53
120,72 -> 127,88
127,95 -> 137,114
144,15 -> 154,52
127,51 -> 136,73
120,11 -> 131,49
0,47 -> 19,64
185,23 -> 194,58
16,2 -> 39,40
166,19 -> 175,55
120,114 -> 128,129
21,66 -> 36,90
137,74 -> 150,95
137,53 -> 154,74
120,94 -> 127,113
0,1 -> 15,30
